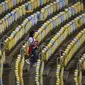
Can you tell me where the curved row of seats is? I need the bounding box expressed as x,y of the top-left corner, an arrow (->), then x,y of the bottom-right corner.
15,55 -> 24,85
39,0 -> 68,21
0,2 -> 26,35
25,0 -> 53,12
41,12 -> 85,61
34,2 -> 83,43
0,0 -> 52,35
4,0 -> 68,51
0,0 -> 25,15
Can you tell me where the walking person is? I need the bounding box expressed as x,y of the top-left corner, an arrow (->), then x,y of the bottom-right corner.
26,30 -> 38,66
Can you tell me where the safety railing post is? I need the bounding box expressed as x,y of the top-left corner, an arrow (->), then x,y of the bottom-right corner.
77,62 -> 81,73
0,41 -> 6,85
58,49 -> 65,85
19,47 -> 26,85
1,35 -> 8,42
39,53 -> 44,85
59,49 -> 65,66
0,42 -> 6,64
38,44 -> 45,85
20,47 -> 26,59
40,44 -> 46,61
77,62 -> 82,85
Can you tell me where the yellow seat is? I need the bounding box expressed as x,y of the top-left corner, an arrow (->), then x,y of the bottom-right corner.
0,4 -> 3,15
53,2 -> 57,13
8,0 -> 13,9
0,20 -> 4,34
1,2 -> 5,13
50,3 -> 54,14
22,4 -> 26,15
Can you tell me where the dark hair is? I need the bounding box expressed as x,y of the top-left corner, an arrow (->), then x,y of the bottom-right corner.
29,30 -> 35,37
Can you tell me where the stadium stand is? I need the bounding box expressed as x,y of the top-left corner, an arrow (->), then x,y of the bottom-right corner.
1,0 -> 85,85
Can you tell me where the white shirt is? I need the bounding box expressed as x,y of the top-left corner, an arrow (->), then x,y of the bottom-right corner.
28,37 -> 36,43
28,37 -> 34,43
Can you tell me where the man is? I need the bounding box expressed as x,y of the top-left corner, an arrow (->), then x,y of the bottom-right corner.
26,31 -> 38,66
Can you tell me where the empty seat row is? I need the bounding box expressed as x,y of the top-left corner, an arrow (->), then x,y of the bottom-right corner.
0,0 -> 54,35
0,3 -> 26,35
25,0 -> 52,12
40,0 -> 68,21
60,28 -> 85,67
4,12 -> 40,51
0,0 -> 54,16
15,55 -> 24,85
42,13 -> 85,61
34,2 -> 83,44
4,0 -> 68,51
0,0 -> 25,15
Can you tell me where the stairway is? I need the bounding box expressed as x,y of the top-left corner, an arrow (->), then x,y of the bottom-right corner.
3,64 -> 11,85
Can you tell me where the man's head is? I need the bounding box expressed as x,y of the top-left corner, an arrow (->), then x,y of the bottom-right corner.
29,30 -> 35,37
